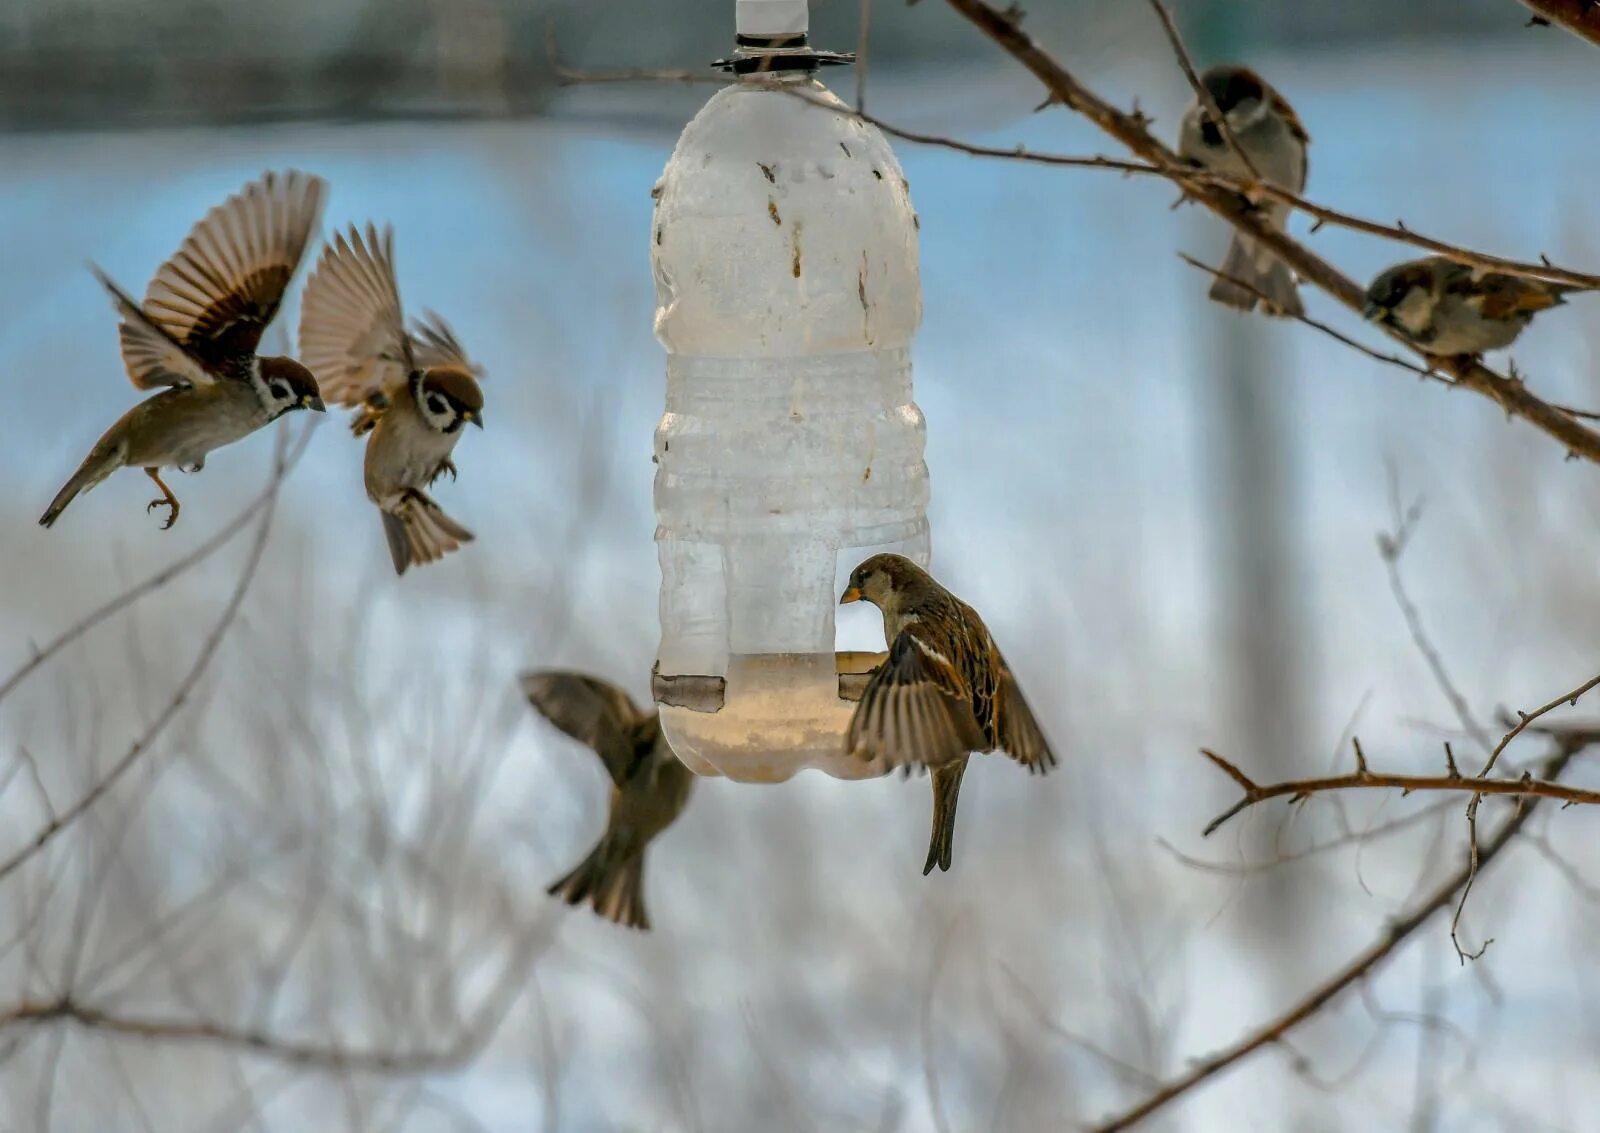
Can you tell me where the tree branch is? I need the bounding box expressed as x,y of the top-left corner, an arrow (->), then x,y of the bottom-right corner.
1092,743 -> 1585,1132
940,0 -> 1600,467
1199,747 -> 1600,837
1519,0 -> 1600,47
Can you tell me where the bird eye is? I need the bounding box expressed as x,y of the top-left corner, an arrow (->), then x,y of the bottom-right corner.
271,382 -> 290,400
427,396 -> 447,416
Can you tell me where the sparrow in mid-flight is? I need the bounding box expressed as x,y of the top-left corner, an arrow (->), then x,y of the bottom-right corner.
842,554 -> 1056,874
1177,64 -> 1309,317
40,170 -> 327,530
298,223 -> 484,574
522,670 -> 695,930
1364,256 -> 1591,357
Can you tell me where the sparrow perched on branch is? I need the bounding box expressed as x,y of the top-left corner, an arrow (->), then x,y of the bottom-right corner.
1177,64 -> 1309,317
522,671 -> 694,930
1363,256 -> 1591,357
40,170 -> 327,530
298,223 -> 484,574
841,554 -> 1056,874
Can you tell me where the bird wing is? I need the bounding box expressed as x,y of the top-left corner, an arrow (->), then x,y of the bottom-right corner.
91,265 -> 214,389
298,222 -> 416,410
409,310 -> 482,376
994,656 -> 1058,773
1461,272 -> 1567,320
135,170 -> 326,381
521,670 -> 651,787
846,623 -> 987,772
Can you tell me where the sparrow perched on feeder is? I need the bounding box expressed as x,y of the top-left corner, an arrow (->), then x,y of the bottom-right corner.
841,554 -> 1056,874
298,223 -> 484,574
1363,256 -> 1591,357
39,170 -> 328,531
521,670 -> 695,930
1176,64 -> 1309,317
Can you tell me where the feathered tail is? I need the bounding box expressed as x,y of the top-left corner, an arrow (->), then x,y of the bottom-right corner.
39,449 -> 119,528
1210,234 -> 1304,317
380,491 -> 473,574
546,836 -> 650,930
923,757 -> 969,875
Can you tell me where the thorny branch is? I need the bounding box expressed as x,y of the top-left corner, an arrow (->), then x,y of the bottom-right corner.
1092,741 -> 1589,1133
0,424 -> 303,886
1198,744 -> 1600,837
939,0 -> 1600,466
1518,0 -> 1600,47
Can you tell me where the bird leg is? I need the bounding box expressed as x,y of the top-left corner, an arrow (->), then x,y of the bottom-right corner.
143,467 -> 180,530
430,458 -> 458,484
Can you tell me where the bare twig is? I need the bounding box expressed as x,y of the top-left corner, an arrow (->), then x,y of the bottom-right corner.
1178,254 -> 1435,377
1374,492 -> 1495,754
0,427 -> 301,885
1518,0 -> 1600,47
856,0 -> 872,113
1477,670 -> 1600,779
940,0 -> 1600,467
1092,745 -> 1583,1132
1199,746 -> 1600,836
0,914 -> 552,1074
545,23 -> 722,87
1144,0 -> 1259,180
0,422 -> 316,706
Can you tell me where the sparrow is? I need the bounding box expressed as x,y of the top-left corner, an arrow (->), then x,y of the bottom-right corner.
521,670 -> 695,931
841,554 -> 1056,874
39,170 -> 327,530
1363,256 -> 1591,357
298,223 -> 484,574
1177,64 -> 1309,317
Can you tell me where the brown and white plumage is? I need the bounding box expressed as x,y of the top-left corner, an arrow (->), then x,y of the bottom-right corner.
41,170 -> 327,530
1177,64 -> 1309,317
298,222 -> 484,574
522,671 -> 695,931
1364,256 -> 1592,357
841,553 -> 1056,873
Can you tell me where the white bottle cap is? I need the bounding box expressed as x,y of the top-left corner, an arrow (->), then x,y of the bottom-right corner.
736,0 -> 808,38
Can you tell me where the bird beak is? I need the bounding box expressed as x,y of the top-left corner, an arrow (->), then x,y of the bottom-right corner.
468,410 -> 484,429
303,394 -> 326,412
840,585 -> 862,604
1362,301 -> 1386,322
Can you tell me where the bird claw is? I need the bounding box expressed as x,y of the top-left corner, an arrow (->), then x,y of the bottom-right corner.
146,496 -> 179,530
433,459 -> 458,484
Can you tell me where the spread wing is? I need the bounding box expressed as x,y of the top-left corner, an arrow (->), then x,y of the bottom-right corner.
994,658 -> 1057,772
298,222 -> 415,409
91,265 -> 214,389
409,310 -> 482,376
521,671 -> 652,787
130,169 -> 326,383
846,624 -> 987,773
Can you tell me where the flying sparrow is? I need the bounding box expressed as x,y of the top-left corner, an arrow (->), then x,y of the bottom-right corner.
1177,64 -> 1309,317
298,223 -> 485,574
841,554 -> 1056,873
39,170 -> 327,530
522,670 -> 695,930
1363,256 -> 1590,357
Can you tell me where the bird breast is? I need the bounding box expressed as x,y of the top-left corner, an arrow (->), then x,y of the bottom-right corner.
363,401 -> 460,501
119,382 -> 268,469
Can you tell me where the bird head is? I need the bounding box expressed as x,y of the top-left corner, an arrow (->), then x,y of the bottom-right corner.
841,552 -> 933,611
1363,259 -> 1440,333
257,356 -> 326,420
414,366 -> 484,433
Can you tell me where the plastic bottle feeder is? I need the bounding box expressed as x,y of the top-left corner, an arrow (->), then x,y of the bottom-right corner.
651,0 -> 931,783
